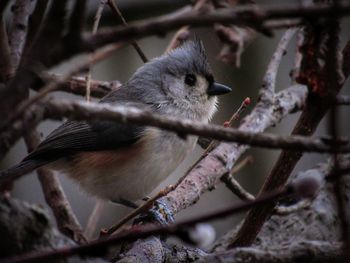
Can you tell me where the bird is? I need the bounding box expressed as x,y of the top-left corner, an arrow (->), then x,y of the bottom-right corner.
0,39 -> 231,207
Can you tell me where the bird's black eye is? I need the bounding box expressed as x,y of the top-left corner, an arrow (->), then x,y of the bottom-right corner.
184,74 -> 197,86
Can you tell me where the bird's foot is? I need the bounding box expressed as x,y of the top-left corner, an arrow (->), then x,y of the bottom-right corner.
133,199 -> 174,226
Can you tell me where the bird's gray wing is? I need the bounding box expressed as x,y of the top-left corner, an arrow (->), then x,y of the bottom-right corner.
24,87 -> 151,162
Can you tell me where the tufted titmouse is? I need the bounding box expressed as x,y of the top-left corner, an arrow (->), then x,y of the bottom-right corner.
0,40 -> 231,206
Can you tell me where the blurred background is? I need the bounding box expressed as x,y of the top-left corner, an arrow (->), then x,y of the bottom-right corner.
1,0 -> 349,243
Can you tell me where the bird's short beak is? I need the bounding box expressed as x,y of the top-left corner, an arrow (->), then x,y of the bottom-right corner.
207,82 -> 232,96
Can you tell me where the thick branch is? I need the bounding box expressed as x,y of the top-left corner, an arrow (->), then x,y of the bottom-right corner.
1,185 -> 295,263
0,197 -> 107,263
213,157 -> 350,251
229,14 -> 350,249
24,0 -> 48,49
200,241 -> 344,263
8,0 -> 31,70
0,0 -> 12,81
83,3 -> 350,51
0,88 -> 344,171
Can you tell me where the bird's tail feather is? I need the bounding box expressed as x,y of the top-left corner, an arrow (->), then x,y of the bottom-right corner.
0,159 -> 47,185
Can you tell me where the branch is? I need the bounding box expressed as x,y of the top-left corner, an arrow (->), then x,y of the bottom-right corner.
0,43 -> 122,160
200,241 -> 344,263
3,87 -> 350,185
260,28 -> 298,102
104,185 -> 175,236
65,0 -> 86,43
274,199 -> 311,215
213,0 -> 258,67
2,90 -> 349,160
229,13 -> 350,249
24,0 -> 48,49
0,1 -> 68,125
107,0 -> 148,63
83,2 -> 350,51
0,0 -> 12,81
84,201 -> 104,240
221,172 -> 255,201
37,74 -> 121,98
0,196 -> 107,263
326,3 -> 350,258
213,156 -> 350,251
0,183 -> 301,263
85,0 -> 106,102
24,130 -> 86,244
8,0 -> 32,70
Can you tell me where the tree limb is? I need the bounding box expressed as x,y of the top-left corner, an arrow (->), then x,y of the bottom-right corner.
229,11 -> 350,249
24,130 -> 86,244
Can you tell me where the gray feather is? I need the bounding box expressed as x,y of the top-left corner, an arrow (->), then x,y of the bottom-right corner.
24,88 -> 149,162
0,159 -> 48,185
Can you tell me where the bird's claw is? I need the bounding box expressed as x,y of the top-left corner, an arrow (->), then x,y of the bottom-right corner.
133,199 -> 174,226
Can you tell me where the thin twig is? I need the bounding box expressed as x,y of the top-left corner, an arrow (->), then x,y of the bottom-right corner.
274,199 -> 311,215
84,201 -> 104,240
165,27 -> 191,53
221,156 -> 255,201
225,97 -> 251,127
1,186 -> 293,263
230,155 -> 254,174
85,0 -> 107,102
164,0 -> 207,53
221,176 -> 255,201
260,28 -> 298,101
103,185 -> 175,236
107,0 -> 148,63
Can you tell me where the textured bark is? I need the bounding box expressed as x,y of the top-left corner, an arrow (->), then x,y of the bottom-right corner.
0,197 -> 107,263
212,158 -> 350,251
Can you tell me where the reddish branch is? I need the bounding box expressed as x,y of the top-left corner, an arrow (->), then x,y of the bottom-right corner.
230,18 -> 350,249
